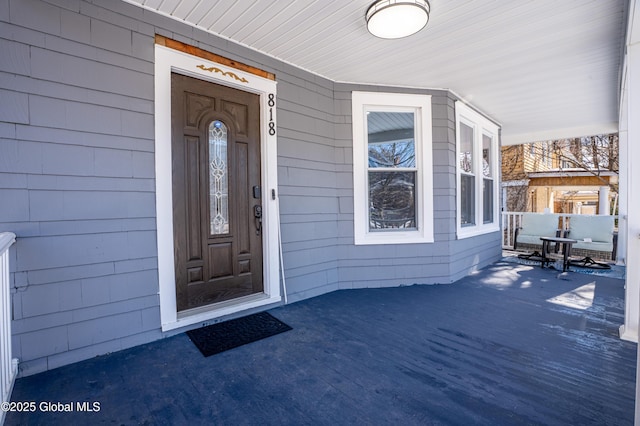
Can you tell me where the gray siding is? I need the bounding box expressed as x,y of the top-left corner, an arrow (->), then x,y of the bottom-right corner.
1,0 -> 160,376
0,0 -> 500,376
275,74 -> 340,303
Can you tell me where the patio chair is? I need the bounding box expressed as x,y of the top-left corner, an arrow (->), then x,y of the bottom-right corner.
565,215 -> 616,268
513,213 -> 562,258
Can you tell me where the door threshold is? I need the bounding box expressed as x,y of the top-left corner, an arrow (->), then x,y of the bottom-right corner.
177,293 -> 271,320
163,293 -> 282,332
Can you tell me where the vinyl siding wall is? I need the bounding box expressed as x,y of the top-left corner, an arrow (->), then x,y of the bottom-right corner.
0,0 -> 500,376
276,75 -> 340,303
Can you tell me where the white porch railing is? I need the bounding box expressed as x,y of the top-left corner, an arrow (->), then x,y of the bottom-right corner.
501,212 -> 619,250
501,212 -> 524,249
0,232 -> 17,426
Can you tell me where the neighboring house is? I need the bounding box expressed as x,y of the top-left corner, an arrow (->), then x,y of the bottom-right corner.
501,138 -> 618,215
0,0 -> 638,396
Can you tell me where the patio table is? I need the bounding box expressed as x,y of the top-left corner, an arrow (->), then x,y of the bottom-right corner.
540,236 -> 577,272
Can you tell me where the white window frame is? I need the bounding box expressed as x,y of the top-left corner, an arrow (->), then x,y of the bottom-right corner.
352,92 -> 434,245
455,101 -> 500,239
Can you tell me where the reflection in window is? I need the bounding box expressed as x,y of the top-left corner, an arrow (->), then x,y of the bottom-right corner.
369,172 -> 416,229
483,134 -> 493,223
209,120 -> 229,235
482,134 -> 492,177
367,112 -> 416,230
483,179 -> 493,224
460,122 -> 475,226
460,122 -> 474,173
460,175 -> 475,226
368,140 -> 415,168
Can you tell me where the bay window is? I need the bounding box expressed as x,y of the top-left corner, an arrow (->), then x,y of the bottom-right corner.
455,101 -> 500,238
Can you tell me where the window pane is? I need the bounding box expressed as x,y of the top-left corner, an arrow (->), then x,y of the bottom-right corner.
482,134 -> 492,177
367,112 -> 415,168
483,178 -> 493,224
209,120 -> 229,235
369,171 -> 416,229
460,122 -> 474,173
461,174 -> 475,226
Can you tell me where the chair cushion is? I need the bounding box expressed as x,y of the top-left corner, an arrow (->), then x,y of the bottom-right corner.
519,213 -> 559,238
568,215 -> 614,243
572,240 -> 613,252
516,235 -> 547,246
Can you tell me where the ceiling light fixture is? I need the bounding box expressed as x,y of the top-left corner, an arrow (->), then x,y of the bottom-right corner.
366,0 -> 430,39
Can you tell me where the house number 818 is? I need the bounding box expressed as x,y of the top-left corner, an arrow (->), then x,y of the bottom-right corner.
268,94 -> 276,136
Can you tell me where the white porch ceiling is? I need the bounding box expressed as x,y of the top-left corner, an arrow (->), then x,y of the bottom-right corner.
125,0 -> 628,145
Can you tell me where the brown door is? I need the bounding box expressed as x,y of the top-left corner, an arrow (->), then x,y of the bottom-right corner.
171,73 -> 263,312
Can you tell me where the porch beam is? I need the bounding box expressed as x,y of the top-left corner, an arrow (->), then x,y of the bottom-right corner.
528,175 -> 614,187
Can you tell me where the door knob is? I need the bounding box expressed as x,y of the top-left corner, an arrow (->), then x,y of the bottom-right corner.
254,205 -> 262,236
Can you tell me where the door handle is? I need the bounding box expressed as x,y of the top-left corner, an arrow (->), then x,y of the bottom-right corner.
254,205 -> 262,236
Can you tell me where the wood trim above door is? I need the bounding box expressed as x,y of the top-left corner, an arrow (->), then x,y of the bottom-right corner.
155,35 -> 276,81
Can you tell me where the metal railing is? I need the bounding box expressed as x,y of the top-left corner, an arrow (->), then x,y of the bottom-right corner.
501,212 -> 619,250
0,232 -> 17,425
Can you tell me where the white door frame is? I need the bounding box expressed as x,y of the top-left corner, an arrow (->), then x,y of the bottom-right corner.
154,44 -> 280,331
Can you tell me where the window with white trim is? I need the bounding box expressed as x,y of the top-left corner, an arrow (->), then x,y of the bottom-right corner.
352,92 -> 433,245
455,101 -> 500,238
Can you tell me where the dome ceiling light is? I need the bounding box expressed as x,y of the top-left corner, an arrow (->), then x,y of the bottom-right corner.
366,0 -> 431,39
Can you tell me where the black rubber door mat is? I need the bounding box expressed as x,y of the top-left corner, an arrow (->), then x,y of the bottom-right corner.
186,311 -> 292,357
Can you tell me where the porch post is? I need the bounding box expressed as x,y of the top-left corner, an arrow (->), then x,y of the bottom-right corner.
598,186 -> 610,215
623,0 -> 640,343
619,1 -> 640,422
620,2 -> 640,345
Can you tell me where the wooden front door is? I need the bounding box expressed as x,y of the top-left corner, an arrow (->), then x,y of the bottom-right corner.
171,73 -> 263,312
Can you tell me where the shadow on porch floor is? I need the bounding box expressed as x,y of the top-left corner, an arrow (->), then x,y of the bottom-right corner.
6,261 -> 636,425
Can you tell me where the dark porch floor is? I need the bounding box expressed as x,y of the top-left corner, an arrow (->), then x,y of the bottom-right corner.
6,261 -> 636,425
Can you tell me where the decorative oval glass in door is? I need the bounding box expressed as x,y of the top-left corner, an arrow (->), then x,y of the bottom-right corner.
209,120 -> 229,235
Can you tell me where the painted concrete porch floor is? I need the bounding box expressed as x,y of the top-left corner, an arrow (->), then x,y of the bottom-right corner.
6,261 -> 636,425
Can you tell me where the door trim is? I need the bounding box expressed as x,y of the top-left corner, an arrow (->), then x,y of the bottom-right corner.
155,44 -> 280,331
